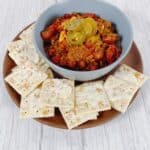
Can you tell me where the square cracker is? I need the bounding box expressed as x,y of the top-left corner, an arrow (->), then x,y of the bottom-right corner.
7,40 -> 26,52
19,24 -> 35,42
11,64 -> 53,79
59,107 -> 98,129
40,79 -> 74,108
5,61 -> 48,97
8,40 -> 40,65
75,81 -> 111,114
114,64 -> 149,87
104,75 -> 138,113
20,88 -> 54,118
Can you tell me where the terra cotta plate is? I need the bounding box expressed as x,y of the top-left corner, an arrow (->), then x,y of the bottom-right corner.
3,24 -> 143,129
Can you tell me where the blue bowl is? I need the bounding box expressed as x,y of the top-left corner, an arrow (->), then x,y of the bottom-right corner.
33,0 -> 133,81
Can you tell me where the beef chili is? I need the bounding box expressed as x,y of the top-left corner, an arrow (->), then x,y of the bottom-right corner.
41,13 -> 121,71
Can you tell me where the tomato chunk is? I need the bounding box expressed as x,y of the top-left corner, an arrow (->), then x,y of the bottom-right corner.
89,65 -> 98,70
48,48 -> 56,56
41,25 -> 57,40
41,31 -> 51,40
67,60 -> 76,69
79,61 -> 86,69
60,57 -> 67,66
51,55 -> 61,64
106,45 -> 118,63
102,34 -> 119,44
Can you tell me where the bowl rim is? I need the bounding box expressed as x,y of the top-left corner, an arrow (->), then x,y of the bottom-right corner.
33,0 -> 133,74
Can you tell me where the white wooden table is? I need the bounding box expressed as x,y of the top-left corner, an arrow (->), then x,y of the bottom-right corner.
0,0 -> 150,149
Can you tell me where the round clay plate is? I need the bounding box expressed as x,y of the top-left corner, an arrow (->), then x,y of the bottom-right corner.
3,24 -> 143,129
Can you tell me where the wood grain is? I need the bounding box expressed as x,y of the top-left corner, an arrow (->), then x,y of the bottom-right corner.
0,0 -> 150,150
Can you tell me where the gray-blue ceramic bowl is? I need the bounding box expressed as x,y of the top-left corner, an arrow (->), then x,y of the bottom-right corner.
33,0 -> 133,81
